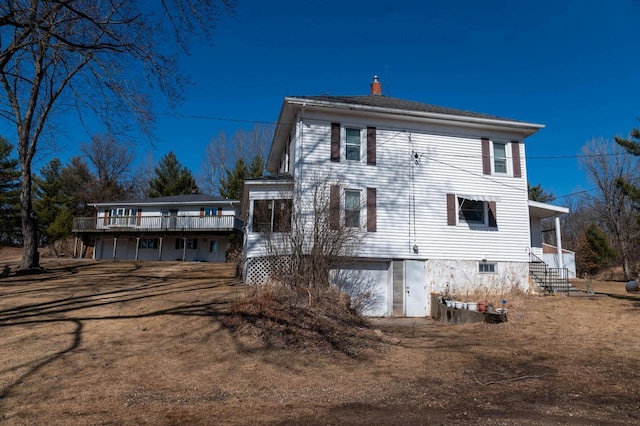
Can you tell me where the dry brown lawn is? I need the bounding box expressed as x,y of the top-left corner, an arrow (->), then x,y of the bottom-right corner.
1,250 -> 640,425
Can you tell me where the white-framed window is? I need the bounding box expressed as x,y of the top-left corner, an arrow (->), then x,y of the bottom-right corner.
344,190 -> 361,227
209,240 -> 218,253
204,207 -> 223,216
493,142 -> 508,174
251,199 -> 292,233
110,208 -> 137,226
345,128 -> 362,161
458,197 -> 485,224
479,262 -> 496,273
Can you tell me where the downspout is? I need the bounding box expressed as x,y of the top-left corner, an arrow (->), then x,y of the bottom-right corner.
555,216 -> 564,275
297,104 -> 305,183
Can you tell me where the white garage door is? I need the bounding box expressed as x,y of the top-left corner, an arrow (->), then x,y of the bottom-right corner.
330,262 -> 391,317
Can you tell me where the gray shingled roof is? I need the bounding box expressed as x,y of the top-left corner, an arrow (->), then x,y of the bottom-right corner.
244,173 -> 294,182
100,193 -> 236,204
292,95 -> 526,124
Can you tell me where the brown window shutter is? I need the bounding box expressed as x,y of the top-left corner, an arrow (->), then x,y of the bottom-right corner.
200,207 -> 205,218
511,141 -> 522,178
488,201 -> 497,228
330,184 -> 340,230
103,209 -> 109,226
367,187 -> 377,232
217,207 -> 222,216
447,194 -> 456,226
136,209 -> 142,226
367,127 -> 376,165
331,123 -> 340,162
481,138 -> 491,175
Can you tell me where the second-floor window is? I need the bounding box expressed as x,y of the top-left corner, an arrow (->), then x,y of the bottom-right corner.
204,207 -> 223,216
493,142 -> 507,173
331,123 -> 376,165
345,128 -> 361,161
110,208 -> 137,226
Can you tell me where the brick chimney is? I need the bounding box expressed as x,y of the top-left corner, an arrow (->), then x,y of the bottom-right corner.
370,75 -> 382,96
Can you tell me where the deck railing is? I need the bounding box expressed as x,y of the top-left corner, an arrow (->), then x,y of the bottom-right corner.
73,215 -> 244,233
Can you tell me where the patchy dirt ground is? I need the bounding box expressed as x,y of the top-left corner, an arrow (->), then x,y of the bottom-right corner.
1,252 -> 640,425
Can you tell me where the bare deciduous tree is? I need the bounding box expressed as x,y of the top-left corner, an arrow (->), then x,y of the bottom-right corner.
200,124 -> 273,196
579,138 -> 640,280
0,0 -> 234,269
80,133 -> 135,200
257,174 -> 367,311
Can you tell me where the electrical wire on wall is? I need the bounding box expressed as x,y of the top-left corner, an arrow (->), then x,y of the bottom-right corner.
408,132 -> 420,254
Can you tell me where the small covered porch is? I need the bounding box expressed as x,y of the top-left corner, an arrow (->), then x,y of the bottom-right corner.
528,200 -> 574,291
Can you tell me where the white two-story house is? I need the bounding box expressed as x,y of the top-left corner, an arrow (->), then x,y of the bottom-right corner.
242,76 -> 570,317
73,193 -> 243,262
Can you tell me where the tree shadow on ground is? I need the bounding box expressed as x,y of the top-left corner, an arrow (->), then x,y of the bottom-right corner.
0,263 -> 241,403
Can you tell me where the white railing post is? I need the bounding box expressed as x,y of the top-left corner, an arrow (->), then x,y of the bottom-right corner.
555,216 -> 563,271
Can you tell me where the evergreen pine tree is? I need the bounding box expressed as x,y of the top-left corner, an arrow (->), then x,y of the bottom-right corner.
147,152 -> 195,198
34,158 -> 65,244
219,155 -> 264,200
527,183 -> 555,203
578,223 -> 617,274
0,136 -> 20,244
615,127 -> 640,202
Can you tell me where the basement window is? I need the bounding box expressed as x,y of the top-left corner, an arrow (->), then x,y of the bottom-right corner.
479,262 -> 496,274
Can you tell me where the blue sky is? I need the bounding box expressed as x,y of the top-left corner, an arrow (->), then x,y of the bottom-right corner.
26,1 -> 640,202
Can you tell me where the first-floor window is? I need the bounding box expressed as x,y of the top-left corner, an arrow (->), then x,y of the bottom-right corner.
345,128 -> 361,161
252,199 -> 292,233
139,238 -> 157,249
479,262 -> 496,273
209,240 -> 218,253
344,190 -> 361,227
458,198 -> 484,224
176,238 -> 198,249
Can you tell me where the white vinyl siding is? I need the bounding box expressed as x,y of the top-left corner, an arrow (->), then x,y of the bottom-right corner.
290,117 -> 531,263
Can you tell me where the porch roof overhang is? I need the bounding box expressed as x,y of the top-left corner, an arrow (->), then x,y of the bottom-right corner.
240,174 -> 295,216
528,200 -> 569,219
90,194 -> 239,210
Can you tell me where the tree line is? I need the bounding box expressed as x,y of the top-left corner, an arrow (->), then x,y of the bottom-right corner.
0,125 -> 269,248
539,124 -> 640,281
